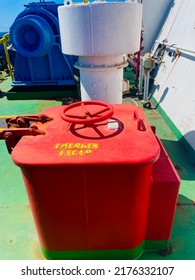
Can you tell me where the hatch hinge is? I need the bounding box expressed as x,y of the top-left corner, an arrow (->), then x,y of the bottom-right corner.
6,114 -> 53,128
0,114 -> 53,154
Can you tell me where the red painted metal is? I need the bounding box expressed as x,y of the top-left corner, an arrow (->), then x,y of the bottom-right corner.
11,102 -> 180,253
0,127 -> 45,154
146,136 -> 180,240
61,100 -> 114,124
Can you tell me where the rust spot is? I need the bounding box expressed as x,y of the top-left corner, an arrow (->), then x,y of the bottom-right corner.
149,115 -> 161,120
9,240 -> 13,243
158,246 -> 173,256
117,65 -> 124,69
38,100 -> 52,111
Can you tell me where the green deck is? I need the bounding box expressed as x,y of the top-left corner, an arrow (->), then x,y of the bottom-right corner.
0,76 -> 195,260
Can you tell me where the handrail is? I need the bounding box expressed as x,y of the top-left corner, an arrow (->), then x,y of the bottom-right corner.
0,33 -> 14,80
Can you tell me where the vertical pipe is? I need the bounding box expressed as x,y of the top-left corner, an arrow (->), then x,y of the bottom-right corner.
138,56 -> 143,94
135,50 -> 140,81
143,70 -> 150,102
135,30 -> 143,81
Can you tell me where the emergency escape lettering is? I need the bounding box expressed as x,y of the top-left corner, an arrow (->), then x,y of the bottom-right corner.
54,143 -> 98,157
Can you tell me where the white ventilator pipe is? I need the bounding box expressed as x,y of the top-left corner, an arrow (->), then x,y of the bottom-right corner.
58,1 -> 142,104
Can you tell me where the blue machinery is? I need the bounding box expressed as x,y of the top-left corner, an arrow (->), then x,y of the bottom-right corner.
10,1 -> 76,87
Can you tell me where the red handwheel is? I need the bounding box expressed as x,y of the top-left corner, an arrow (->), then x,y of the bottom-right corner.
61,101 -> 114,124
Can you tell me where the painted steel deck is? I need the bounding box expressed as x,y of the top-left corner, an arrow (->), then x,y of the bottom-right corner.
0,76 -> 195,260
